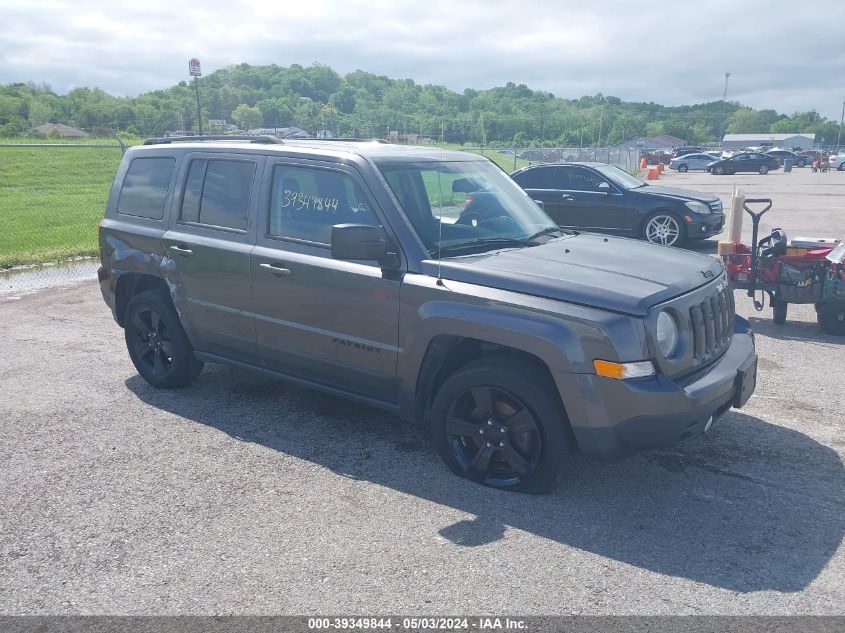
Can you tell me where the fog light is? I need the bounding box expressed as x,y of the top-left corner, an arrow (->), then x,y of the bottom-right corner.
701,225 -> 708,232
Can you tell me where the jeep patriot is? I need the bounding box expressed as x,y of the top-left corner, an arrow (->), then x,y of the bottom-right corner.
98,136 -> 757,492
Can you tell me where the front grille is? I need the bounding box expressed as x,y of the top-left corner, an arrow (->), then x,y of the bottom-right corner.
688,283 -> 734,363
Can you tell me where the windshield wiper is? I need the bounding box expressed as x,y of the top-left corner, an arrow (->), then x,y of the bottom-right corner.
432,237 -> 531,256
525,226 -> 566,241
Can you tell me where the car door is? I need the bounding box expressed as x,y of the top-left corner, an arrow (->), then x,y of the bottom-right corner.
513,166 -> 568,221
553,166 -> 637,234
163,152 -> 262,362
250,158 -> 401,402
729,153 -> 750,173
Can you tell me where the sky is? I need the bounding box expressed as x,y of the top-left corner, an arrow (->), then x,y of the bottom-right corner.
1,0 -> 844,120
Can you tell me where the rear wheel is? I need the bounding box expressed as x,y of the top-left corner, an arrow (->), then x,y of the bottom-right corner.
124,290 -> 204,388
817,303 -> 845,335
430,357 -> 572,493
772,299 -> 788,324
759,165 -> 769,174
678,164 -> 688,173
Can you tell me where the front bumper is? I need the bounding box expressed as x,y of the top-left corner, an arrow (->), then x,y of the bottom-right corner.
686,213 -> 724,239
558,316 -> 757,461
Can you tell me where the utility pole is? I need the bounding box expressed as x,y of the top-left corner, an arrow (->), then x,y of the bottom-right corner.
718,72 -> 731,144
837,100 -> 844,152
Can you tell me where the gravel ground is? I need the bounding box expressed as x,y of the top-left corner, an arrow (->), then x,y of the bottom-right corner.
0,167 -> 843,616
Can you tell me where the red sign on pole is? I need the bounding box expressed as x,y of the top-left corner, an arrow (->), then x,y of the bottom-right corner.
189,58 -> 202,77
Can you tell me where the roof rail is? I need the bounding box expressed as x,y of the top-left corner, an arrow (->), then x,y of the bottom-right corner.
143,135 -> 284,145
287,137 -> 389,144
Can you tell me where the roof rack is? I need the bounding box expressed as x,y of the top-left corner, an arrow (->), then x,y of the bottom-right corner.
143,135 -> 284,145
286,137 -> 389,144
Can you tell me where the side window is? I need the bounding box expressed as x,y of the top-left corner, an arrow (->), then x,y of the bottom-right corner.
268,165 -> 378,244
556,167 -> 574,189
521,167 -> 555,189
180,159 -> 256,231
117,157 -> 175,219
565,167 -> 604,192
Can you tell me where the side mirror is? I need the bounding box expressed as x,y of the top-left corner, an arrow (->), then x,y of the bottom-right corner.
598,181 -> 611,195
331,224 -> 389,261
534,199 -> 545,211
452,178 -> 481,193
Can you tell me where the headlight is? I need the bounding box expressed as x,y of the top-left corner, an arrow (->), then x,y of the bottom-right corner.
685,201 -> 710,215
656,311 -> 679,358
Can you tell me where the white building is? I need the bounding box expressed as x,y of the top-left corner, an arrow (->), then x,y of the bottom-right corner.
721,133 -> 815,151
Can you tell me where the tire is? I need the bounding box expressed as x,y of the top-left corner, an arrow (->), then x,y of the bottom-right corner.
772,299 -> 788,324
797,160 -> 806,168
839,163 -> 845,171
643,212 -> 685,247
713,165 -> 725,175
817,303 -> 845,336
430,357 -> 572,493
759,165 -> 769,174
678,164 -> 688,173
124,289 -> 204,388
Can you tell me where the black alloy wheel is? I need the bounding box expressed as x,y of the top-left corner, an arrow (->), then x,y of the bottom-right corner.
430,357 -> 571,493
713,165 -> 725,175
678,164 -> 688,173
759,165 -> 769,174
124,290 -> 204,388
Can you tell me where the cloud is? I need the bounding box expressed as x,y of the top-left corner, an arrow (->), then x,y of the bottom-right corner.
1,0 -> 843,119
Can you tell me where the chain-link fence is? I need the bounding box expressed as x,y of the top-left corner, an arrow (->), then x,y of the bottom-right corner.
0,141 -> 125,295
464,146 -> 643,174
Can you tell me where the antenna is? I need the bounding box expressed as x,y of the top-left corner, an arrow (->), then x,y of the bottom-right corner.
436,147 -> 444,285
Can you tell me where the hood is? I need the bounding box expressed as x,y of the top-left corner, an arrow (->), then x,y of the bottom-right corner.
422,233 -> 724,316
634,184 -> 719,204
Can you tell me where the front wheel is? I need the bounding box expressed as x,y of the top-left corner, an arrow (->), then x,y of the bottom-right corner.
759,165 -> 769,174
678,164 -> 688,173
643,212 -> 685,247
124,290 -> 204,388
430,357 -> 572,493
817,303 -> 845,335
797,159 -> 806,168
712,165 -> 725,175
839,163 -> 845,171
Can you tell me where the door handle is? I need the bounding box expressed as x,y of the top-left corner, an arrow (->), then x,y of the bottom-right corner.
259,262 -> 292,277
170,245 -> 193,256
561,194 -> 575,201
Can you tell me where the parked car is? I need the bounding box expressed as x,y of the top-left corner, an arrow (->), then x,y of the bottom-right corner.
671,147 -> 703,158
668,153 -> 716,172
639,149 -> 673,165
798,149 -> 826,163
511,162 -> 724,247
763,149 -> 809,168
98,137 -> 756,492
821,152 -> 845,170
707,152 -> 781,175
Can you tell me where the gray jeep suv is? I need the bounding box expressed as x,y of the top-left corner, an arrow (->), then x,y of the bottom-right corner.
98,136 -> 757,492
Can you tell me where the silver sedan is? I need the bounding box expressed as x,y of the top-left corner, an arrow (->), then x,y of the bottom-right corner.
669,153 -> 717,172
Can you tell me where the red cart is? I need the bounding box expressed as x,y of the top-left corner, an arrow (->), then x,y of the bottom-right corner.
723,199 -> 845,335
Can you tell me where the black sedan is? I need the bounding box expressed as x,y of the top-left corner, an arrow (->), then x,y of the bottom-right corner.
511,162 -> 724,247
707,152 -> 781,175
764,149 -> 809,168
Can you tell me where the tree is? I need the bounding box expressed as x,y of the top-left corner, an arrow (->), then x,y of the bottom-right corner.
231,104 -> 263,130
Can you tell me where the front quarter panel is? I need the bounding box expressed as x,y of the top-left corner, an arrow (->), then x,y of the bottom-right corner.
396,272 -> 649,421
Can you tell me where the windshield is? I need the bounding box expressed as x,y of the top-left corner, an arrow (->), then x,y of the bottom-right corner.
378,159 -> 562,254
592,164 -> 646,189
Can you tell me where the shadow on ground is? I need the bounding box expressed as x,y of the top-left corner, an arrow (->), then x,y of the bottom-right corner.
126,365 -> 844,594
748,313 -> 844,346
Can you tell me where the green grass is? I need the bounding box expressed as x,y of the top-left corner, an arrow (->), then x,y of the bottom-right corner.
0,145 -> 123,267
0,138 -> 523,268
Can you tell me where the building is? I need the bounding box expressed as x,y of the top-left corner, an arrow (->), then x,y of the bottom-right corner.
30,123 -> 87,138
616,135 -> 686,150
721,133 -> 815,151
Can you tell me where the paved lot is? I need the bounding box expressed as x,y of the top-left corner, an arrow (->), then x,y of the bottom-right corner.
1,167 -> 844,615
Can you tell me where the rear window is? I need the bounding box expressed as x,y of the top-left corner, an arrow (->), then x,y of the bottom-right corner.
117,157 -> 175,219
180,159 -> 256,231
